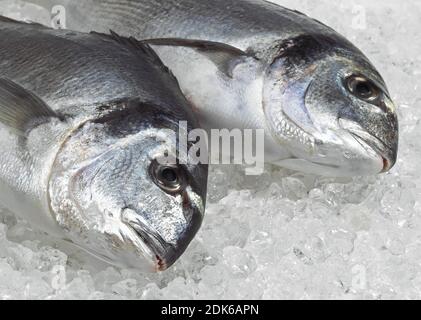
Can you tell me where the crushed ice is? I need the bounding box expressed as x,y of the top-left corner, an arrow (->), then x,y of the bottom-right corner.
0,0 -> 420,299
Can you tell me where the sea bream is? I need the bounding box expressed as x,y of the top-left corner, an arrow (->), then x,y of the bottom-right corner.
27,0 -> 399,176
0,16 -> 208,271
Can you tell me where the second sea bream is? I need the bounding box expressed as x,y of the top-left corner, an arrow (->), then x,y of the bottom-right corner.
0,16 -> 208,271
28,0 -> 399,176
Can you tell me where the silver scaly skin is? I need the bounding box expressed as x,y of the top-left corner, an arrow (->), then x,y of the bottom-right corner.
0,17 -> 208,271
27,0 -> 399,176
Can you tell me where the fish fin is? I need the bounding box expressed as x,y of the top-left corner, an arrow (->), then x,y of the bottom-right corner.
91,30 -> 180,84
262,1 -> 307,16
0,78 -> 60,136
260,2 -> 335,32
0,15 -> 48,28
0,16 -> 22,23
142,38 -> 257,78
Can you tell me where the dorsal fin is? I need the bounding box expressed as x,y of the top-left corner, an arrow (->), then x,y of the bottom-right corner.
90,30 -> 181,87
0,15 -> 48,28
0,16 -> 22,24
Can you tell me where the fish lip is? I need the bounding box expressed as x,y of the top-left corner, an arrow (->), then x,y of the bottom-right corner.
381,157 -> 391,173
348,131 -> 392,173
338,117 -> 396,173
121,200 -> 203,271
125,219 -> 177,271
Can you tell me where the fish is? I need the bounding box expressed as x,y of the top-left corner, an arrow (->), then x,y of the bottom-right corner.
27,0 -> 399,177
0,16 -> 208,271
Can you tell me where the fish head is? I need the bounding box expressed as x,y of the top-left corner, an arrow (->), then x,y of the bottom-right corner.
49,101 -> 208,271
262,34 -> 398,176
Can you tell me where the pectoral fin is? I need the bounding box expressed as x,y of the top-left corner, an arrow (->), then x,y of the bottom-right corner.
143,38 -> 258,78
0,78 -> 61,136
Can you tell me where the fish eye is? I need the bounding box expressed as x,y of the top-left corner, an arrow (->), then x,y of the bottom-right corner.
346,75 -> 381,103
150,161 -> 186,193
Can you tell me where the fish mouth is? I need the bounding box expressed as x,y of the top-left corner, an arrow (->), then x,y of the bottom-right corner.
348,131 -> 393,173
126,220 -> 178,272
381,156 -> 392,173
339,118 -> 396,173
121,194 -> 204,271
121,208 -> 180,271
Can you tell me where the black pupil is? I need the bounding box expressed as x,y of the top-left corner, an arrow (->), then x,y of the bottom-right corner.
355,81 -> 372,97
161,168 -> 178,183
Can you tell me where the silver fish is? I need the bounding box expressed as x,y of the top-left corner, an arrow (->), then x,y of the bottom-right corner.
28,0 -> 399,177
0,16 -> 208,271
